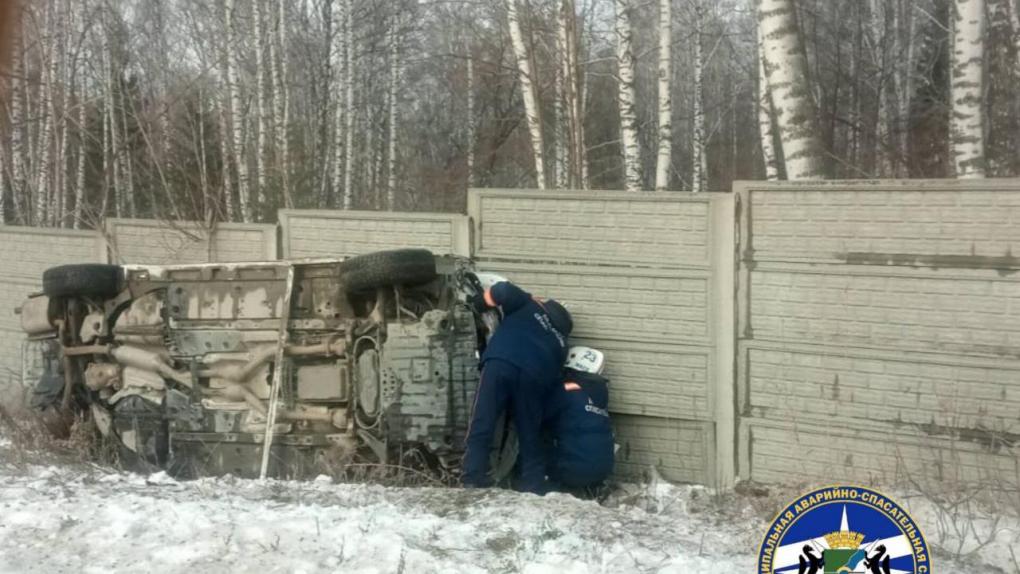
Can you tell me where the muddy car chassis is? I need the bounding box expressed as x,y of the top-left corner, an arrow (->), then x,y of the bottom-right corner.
19,249 -> 506,479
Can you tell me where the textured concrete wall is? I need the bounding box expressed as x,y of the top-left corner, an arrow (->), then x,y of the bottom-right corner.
0,226 -> 105,405
469,189 -> 734,486
106,219 -> 277,264
736,179 -> 1020,486
279,210 -> 470,258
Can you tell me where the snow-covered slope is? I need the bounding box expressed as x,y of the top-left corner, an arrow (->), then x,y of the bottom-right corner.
0,446 -> 1014,573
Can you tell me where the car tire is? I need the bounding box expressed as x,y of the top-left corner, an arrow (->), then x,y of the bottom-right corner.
42,264 -> 123,298
339,249 -> 437,292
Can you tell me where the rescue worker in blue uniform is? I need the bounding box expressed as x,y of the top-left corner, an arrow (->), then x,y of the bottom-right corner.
462,280 -> 572,493
544,367 -> 614,492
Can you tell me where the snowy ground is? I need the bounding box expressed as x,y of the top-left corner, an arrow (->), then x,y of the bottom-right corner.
0,435 -> 1017,573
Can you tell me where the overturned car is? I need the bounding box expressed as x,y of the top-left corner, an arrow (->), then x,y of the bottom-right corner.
19,249 -> 512,479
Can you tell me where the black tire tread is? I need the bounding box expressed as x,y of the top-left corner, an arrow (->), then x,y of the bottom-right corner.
338,249 -> 437,292
42,264 -> 122,298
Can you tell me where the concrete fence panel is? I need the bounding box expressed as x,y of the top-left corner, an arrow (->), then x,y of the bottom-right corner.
468,189 -> 735,487
279,210 -> 471,258
0,225 -> 105,404
105,218 -> 277,264
735,179 -> 1020,486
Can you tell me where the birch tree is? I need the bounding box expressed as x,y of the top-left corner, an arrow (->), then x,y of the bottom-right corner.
757,18 -> 779,180
270,0 -> 292,208
224,0 -> 250,221
386,8 -> 404,210
253,0 -> 269,217
654,0 -> 672,190
341,0 -> 355,209
690,0 -> 706,193
951,0 -> 986,177
615,0 -> 641,191
506,0 -> 546,189
759,0 -> 827,179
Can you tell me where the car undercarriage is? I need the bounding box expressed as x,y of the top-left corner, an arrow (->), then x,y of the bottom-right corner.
19,249 -> 508,480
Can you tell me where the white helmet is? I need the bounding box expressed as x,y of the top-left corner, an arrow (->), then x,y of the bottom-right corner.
564,346 -> 605,375
473,272 -> 509,292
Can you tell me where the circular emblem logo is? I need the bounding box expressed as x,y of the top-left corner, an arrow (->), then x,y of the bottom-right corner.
757,485 -> 930,573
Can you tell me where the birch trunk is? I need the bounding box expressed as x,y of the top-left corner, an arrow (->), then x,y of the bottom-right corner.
74,85 -> 86,228
691,2 -> 706,193
217,92 -> 235,221
465,44 -> 475,189
560,0 -> 585,189
253,0 -> 268,217
118,89 -> 136,218
10,22 -> 27,223
951,0 -> 986,177
869,0 -> 890,176
653,0 -> 672,191
341,0 -> 355,209
331,0 -> 345,207
35,1 -> 55,225
506,0 -> 546,189
614,0 -> 641,191
759,0 -> 827,179
553,8 -> 566,189
225,0 -> 251,221
757,20 -> 779,180
386,10 -> 402,210
270,0 -> 292,208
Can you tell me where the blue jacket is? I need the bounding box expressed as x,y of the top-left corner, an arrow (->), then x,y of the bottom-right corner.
481,282 -> 569,382
544,369 -> 614,487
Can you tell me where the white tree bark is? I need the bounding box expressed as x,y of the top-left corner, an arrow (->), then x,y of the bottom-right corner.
614,0 -> 641,191
554,7 -> 567,189
341,0 -> 355,210
10,22 -> 27,223
331,0 -> 347,208
270,0 -> 292,208
951,0 -> 986,178
35,1 -> 56,225
465,42 -> 475,189
224,0 -> 251,221
385,9 -> 403,210
759,0 -> 827,179
216,91 -> 235,221
559,0 -> 585,189
757,20 -> 779,181
691,1 -> 706,193
253,0 -> 268,217
506,0 -> 546,189
654,0 -> 672,191
869,0 -> 891,176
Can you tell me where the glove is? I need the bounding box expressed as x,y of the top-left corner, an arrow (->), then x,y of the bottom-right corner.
469,291 -> 489,314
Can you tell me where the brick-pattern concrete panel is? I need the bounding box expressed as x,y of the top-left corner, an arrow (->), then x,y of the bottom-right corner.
750,269 -> 1020,355
0,226 -> 104,405
614,415 -> 711,482
479,263 -> 710,345
471,190 -> 710,267
749,182 -> 1020,265
280,210 -> 470,258
746,346 -> 1020,432
471,189 -> 735,487
106,219 -> 275,264
746,419 -> 1019,485
477,264 -> 713,422
736,180 -> 1020,486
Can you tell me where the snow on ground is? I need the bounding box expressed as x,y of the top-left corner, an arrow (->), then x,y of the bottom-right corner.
0,464 -> 756,574
0,441 -> 1016,573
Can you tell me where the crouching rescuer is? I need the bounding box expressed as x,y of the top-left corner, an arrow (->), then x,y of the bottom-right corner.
462,279 -> 573,493
544,347 -> 614,493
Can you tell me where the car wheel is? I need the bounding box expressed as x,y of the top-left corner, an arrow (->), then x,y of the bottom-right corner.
42,264 -> 123,298
339,249 -> 437,292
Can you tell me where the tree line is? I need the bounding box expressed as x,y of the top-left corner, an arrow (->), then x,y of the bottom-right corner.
0,0 -> 1010,227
